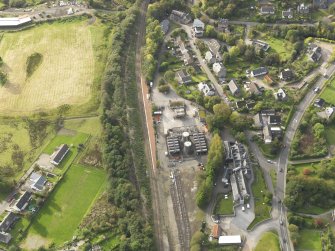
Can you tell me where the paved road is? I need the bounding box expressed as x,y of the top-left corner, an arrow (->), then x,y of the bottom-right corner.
180,24 -> 230,106
276,63 -> 335,251
228,20 -> 316,27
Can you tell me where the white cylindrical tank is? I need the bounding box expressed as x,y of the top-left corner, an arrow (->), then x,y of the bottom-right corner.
184,141 -> 193,154
182,131 -> 190,141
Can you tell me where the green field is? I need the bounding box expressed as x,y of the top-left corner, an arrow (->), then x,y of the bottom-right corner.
0,17 -> 107,115
248,165 -> 271,230
265,37 -> 293,61
320,78 -> 335,106
64,117 -> 102,136
325,123 -> 335,145
290,162 -> 321,177
213,193 -> 234,215
255,232 -> 280,251
296,229 -> 322,251
23,164 -> 106,249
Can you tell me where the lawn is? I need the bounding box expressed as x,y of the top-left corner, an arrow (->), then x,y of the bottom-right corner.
255,232 -> 280,251
22,164 -> 106,249
264,36 -> 293,62
258,142 -> 277,159
326,123 -> 335,145
290,162 -> 321,177
0,17 -> 107,115
64,117 -> 102,136
213,193 -> 234,215
296,229 -> 322,251
248,165 -> 271,230
320,78 -> 335,105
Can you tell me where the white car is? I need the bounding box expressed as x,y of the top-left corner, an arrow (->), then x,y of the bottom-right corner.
246,203 -> 250,209
242,206 -> 245,211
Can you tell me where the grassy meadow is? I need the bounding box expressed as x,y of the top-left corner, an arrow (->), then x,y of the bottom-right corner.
255,231 -> 280,251
0,17 -> 107,115
22,164 -> 106,249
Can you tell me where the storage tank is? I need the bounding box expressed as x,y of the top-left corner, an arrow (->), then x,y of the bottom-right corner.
182,131 -> 190,141
184,141 -> 193,155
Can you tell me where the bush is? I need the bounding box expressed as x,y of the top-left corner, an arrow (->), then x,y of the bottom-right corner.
158,84 -> 170,93
26,52 -> 43,78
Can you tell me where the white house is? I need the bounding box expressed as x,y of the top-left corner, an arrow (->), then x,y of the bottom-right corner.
213,63 -> 226,78
198,82 -> 215,96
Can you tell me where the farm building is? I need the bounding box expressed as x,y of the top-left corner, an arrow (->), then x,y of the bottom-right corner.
50,144 -> 70,166
0,16 -> 32,27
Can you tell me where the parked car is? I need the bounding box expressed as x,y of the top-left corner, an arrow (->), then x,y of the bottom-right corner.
242,206 -> 245,211
246,203 -> 250,209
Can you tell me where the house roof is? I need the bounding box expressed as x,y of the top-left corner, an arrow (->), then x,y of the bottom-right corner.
51,144 -> 69,164
193,19 -> 205,29
15,191 -> 31,211
198,82 -> 215,96
218,235 -> 242,244
207,39 -> 220,55
0,16 -> 31,27
251,67 -> 268,77
0,232 -> 11,244
160,19 -> 169,34
33,176 -> 47,191
0,212 -> 16,232
314,98 -> 325,107
282,9 -> 293,17
260,5 -> 275,13
205,51 -> 214,61
280,69 -> 293,79
176,70 -> 192,83
269,115 -> 281,124
218,18 -> 228,27
245,82 -> 261,95
212,224 -> 221,238
213,62 -> 224,73
228,79 -> 239,94
275,88 -> 287,100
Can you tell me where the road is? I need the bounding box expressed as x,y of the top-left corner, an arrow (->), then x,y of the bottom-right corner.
276,63 -> 335,251
180,24 -> 230,105
228,20 -> 316,27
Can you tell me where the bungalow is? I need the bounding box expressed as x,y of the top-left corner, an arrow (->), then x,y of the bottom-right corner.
260,5 -> 275,15
314,98 -> 325,108
193,19 -> 205,37
279,69 -> 294,81
252,40 -> 270,51
228,79 -> 240,96
282,9 -> 293,19
217,18 -> 229,33
50,144 -> 69,166
274,88 -> 287,101
29,172 -> 47,192
205,51 -> 216,64
160,19 -> 170,35
251,67 -> 268,77
175,70 -> 192,84
297,3 -> 310,14
0,232 -> 11,244
12,191 -> 31,212
213,63 -> 226,78
198,82 -> 215,96
0,212 -> 17,232
169,10 -> 191,24
244,82 -> 261,95
211,224 -> 221,239
308,44 -> 322,62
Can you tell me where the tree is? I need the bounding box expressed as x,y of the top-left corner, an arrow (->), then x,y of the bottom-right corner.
314,218 -> 324,228
303,168 -> 311,176
205,25 -> 217,38
264,53 -> 280,66
228,46 -> 240,61
212,102 -> 232,125
164,70 -> 175,81
313,123 -> 325,138
222,52 -> 230,64
229,111 -> 252,131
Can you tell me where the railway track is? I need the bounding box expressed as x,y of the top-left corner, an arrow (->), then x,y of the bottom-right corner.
170,170 -> 191,251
